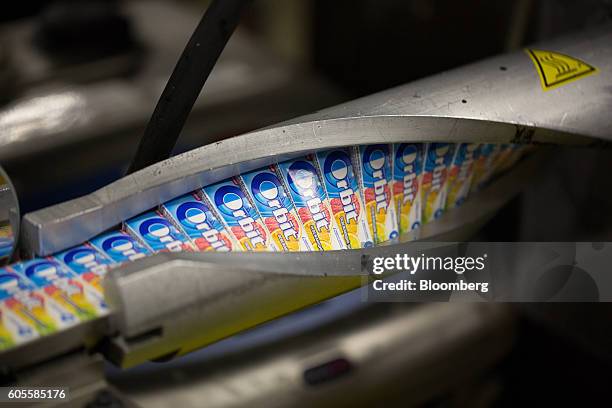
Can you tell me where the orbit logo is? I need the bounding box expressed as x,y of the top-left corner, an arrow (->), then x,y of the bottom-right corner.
140,218 -> 183,252
322,150 -> 359,223
58,246 -> 111,276
207,181 -> 269,251
126,212 -> 193,253
456,144 -> 478,182
393,144 -> 421,205
422,143 -> 455,222
175,199 -> 232,252
392,143 -> 423,233
430,144 -> 451,193
286,160 -> 330,232
276,157 -> 344,250
317,149 -> 372,248
15,259 -> 98,321
249,171 -> 300,249
56,245 -> 114,298
96,232 -> 149,262
362,145 -> 391,213
0,272 -> 30,299
355,145 -> 398,244
22,260 -> 71,286
0,271 -> 63,335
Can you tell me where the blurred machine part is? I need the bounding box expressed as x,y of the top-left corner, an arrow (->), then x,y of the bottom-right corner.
311,0 -> 612,96
0,0 -> 342,212
112,303 -> 514,408
0,166 -> 18,264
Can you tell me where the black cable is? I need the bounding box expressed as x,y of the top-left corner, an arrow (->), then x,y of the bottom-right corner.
127,0 -> 252,174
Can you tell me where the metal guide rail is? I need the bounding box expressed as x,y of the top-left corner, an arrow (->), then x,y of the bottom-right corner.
2,23 -> 611,374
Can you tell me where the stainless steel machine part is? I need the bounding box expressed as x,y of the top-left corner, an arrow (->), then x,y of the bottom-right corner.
5,304 -> 515,408
22,23 -> 612,256
115,303 -> 514,408
0,165 -> 19,263
102,243 -> 461,368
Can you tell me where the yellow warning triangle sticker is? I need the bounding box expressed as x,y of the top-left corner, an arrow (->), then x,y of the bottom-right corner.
526,49 -> 597,91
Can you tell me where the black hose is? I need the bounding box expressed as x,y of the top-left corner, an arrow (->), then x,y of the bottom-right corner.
127,0 -> 252,174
